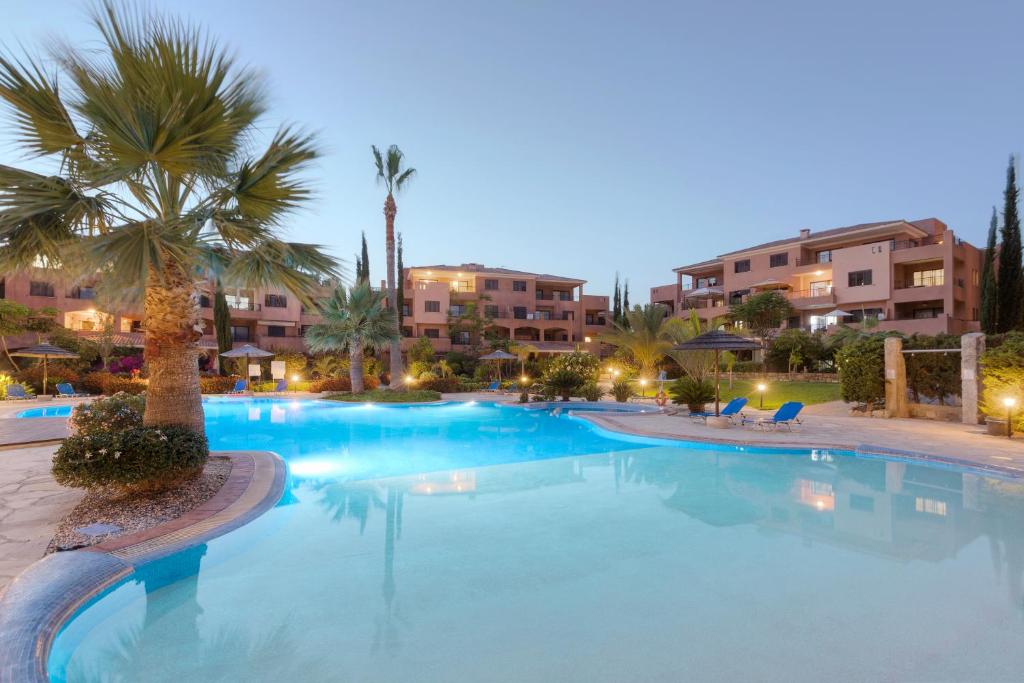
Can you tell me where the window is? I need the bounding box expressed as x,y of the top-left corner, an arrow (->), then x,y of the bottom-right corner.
401,326 -> 413,337
424,300 -> 440,313
68,286 -> 96,300
449,280 -> 472,293
199,294 -> 212,308
401,304 -> 411,316
848,270 -> 872,287
558,291 -> 572,301
484,279 -> 499,291
513,306 -> 527,319
849,308 -> 882,323
912,307 -> 943,319
130,319 -> 144,333
452,330 -> 471,345
915,497 -> 947,516
809,280 -> 832,296
695,276 -> 719,288
484,305 -> 499,318
769,253 -> 788,268
734,260 -> 751,274
300,325 -> 312,336
816,250 -> 832,264
849,494 -> 875,512
267,325 -> 286,337
911,269 -> 943,288
265,294 -> 288,308
231,325 -> 251,342
423,328 -> 439,339
728,289 -> 749,305
449,304 -> 466,316
29,281 -> 55,297
512,280 -> 527,292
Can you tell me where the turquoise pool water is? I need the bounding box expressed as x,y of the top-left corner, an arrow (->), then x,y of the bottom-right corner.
16,405 -> 73,418
49,399 -> 1024,682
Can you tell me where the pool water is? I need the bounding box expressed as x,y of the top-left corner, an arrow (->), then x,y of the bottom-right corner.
49,399 -> 1024,682
16,405 -> 73,418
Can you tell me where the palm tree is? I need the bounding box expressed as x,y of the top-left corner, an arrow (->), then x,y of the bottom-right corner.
599,304 -> 674,379
0,4 -> 337,433
371,145 -> 415,388
304,282 -> 398,393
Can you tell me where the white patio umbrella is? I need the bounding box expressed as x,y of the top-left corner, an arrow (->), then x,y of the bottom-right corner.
219,344 -> 274,390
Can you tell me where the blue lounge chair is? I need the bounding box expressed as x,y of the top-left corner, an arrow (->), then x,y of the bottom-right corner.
56,383 -> 88,398
689,396 -> 747,423
744,401 -> 804,431
5,384 -> 31,400
274,379 -> 288,393
227,379 -> 247,394
484,380 -> 501,392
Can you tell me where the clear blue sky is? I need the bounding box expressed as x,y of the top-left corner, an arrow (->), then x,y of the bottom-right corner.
2,0 -> 1022,298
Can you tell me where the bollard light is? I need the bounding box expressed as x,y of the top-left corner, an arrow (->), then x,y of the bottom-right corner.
757,382 -> 767,410
1004,397 -> 1017,439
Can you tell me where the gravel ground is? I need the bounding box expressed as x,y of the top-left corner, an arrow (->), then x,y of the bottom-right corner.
47,456 -> 232,553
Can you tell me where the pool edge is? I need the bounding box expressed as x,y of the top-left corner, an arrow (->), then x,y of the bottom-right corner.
0,450 -> 285,683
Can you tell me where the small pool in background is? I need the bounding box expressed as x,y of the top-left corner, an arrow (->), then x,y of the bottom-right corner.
16,405 -> 73,418
48,399 -> 1024,682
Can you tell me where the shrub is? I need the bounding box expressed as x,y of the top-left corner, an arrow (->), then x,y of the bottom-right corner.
578,382 -> 604,402
0,374 -> 33,399
765,328 -> 827,373
546,351 -> 600,382
81,371 -> 148,395
668,377 -> 716,412
53,393 -> 208,491
418,376 -> 464,393
836,335 -> 886,410
444,351 -> 478,377
418,370 -> 438,382
108,354 -> 144,375
980,331 -> 1024,430
611,377 -> 633,403
408,337 -> 436,364
310,375 -> 380,393
325,389 -> 441,403
408,360 -> 432,379
199,375 -> 238,394
904,333 -> 961,405
14,363 -> 81,394
732,361 -> 765,373
544,367 -> 584,401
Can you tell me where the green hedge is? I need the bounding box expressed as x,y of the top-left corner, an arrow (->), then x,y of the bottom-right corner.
981,332 -> 1024,430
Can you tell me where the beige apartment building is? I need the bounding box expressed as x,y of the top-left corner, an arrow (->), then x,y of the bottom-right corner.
651,218 -> 983,336
400,263 -> 609,354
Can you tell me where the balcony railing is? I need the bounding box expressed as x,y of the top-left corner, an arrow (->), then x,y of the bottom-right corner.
66,287 -> 97,300
226,301 -> 261,311
787,287 -> 834,300
795,255 -> 832,266
891,235 -> 940,251
536,293 -> 574,301
894,275 -> 944,289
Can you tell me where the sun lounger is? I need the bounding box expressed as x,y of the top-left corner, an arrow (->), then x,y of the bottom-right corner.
5,384 -> 31,400
226,379 -> 247,394
484,380 -> 501,392
274,379 -> 288,393
743,401 -> 804,431
688,396 -> 747,423
56,383 -> 88,398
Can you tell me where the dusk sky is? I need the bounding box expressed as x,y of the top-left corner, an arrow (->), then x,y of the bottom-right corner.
2,0 -> 1022,298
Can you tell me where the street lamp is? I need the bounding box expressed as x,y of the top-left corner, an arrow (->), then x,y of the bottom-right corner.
291,374 -> 300,392
520,375 -> 529,385
1005,397 -> 1017,439
639,378 -> 648,398
757,382 -> 767,410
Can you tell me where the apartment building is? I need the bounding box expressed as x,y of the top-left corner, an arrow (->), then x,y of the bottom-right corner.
400,263 -> 610,354
651,218 -> 983,336
0,269 -> 334,355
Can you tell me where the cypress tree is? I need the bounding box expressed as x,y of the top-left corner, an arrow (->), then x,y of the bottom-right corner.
997,156 -> 1024,332
980,206 -> 999,334
360,231 -> 370,282
396,232 -> 405,333
622,279 -> 631,329
213,279 -> 232,375
354,254 -> 362,282
612,273 -> 621,324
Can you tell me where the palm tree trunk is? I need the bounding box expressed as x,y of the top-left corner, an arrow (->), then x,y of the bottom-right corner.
350,340 -> 365,394
384,193 -> 403,388
142,265 -> 205,434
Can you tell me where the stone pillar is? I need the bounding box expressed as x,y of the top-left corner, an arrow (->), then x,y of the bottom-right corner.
884,336 -> 908,418
961,332 -> 985,425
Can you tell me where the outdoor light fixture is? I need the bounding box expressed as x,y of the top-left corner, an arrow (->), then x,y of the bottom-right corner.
639,377 -> 648,398
291,374 -> 300,382
1004,397 -> 1017,439
521,375 -> 529,384
757,382 -> 767,409
404,374 -> 415,385
584,336 -> 592,343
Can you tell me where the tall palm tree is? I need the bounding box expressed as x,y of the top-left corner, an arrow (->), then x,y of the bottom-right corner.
599,304 -> 674,378
304,282 -> 398,393
0,4 -> 337,433
371,145 -> 415,388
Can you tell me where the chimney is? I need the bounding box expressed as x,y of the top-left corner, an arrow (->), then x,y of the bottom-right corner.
799,228 -> 811,239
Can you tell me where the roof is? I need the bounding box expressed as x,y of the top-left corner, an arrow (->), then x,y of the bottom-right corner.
673,219 -> 931,272
409,263 -> 584,284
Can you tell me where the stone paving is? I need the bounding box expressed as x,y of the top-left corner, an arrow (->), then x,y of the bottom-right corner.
0,445 -> 81,590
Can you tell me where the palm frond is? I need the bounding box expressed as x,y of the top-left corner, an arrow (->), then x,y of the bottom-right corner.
0,51 -> 82,156
85,220 -> 197,290
304,282 -> 398,354
394,167 -> 416,192
224,127 -> 317,224
221,239 -> 338,306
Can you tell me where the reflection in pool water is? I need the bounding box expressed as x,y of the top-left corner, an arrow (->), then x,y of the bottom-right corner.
49,399 -> 1024,682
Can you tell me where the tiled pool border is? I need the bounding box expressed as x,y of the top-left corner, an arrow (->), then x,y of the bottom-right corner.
0,450 -> 285,683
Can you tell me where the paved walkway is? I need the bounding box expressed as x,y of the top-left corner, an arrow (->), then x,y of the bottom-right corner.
0,444 -> 82,590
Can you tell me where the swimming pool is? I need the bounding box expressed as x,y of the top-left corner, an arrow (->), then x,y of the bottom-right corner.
16,405 -> 73,418
48,399 -> 1024,681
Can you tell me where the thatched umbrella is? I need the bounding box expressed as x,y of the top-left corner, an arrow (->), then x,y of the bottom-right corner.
673,331 -> 759,416
11,343 -> 80,396
479,349 -> 517,383
219,344 -> 274,390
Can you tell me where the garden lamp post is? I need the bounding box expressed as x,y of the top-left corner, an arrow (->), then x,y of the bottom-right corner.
1005,397 -> 1017,439
639,378 -> 648,398
757,383 -> 767,409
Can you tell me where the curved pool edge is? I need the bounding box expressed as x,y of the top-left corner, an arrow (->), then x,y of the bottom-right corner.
0,450 -> 285,683
573,412 -> 1024,480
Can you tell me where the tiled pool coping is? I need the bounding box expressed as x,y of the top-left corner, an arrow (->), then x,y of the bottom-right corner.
0,450 -> 284,683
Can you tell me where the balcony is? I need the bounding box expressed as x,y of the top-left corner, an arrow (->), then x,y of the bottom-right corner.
226,301 -> 261,312
786,287 -> 835,309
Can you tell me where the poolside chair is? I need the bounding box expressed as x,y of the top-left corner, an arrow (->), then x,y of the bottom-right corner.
688,396 -> 747,423
56,383 -> 88,398
484,380 -> 501,392
744,401 -> 804,431
273,378 -> 288,393
226,379 -> 247,394
5,384 -> 31,400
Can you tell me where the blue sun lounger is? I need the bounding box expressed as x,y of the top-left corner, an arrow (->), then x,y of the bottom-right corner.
227,379 -> 247,394
5,384 -> 31,400
689,396 -> 747,422
56,383 -> 88,398
274,379 -> 288,393
484,380 -> 501,392
744,401 -> 804,431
